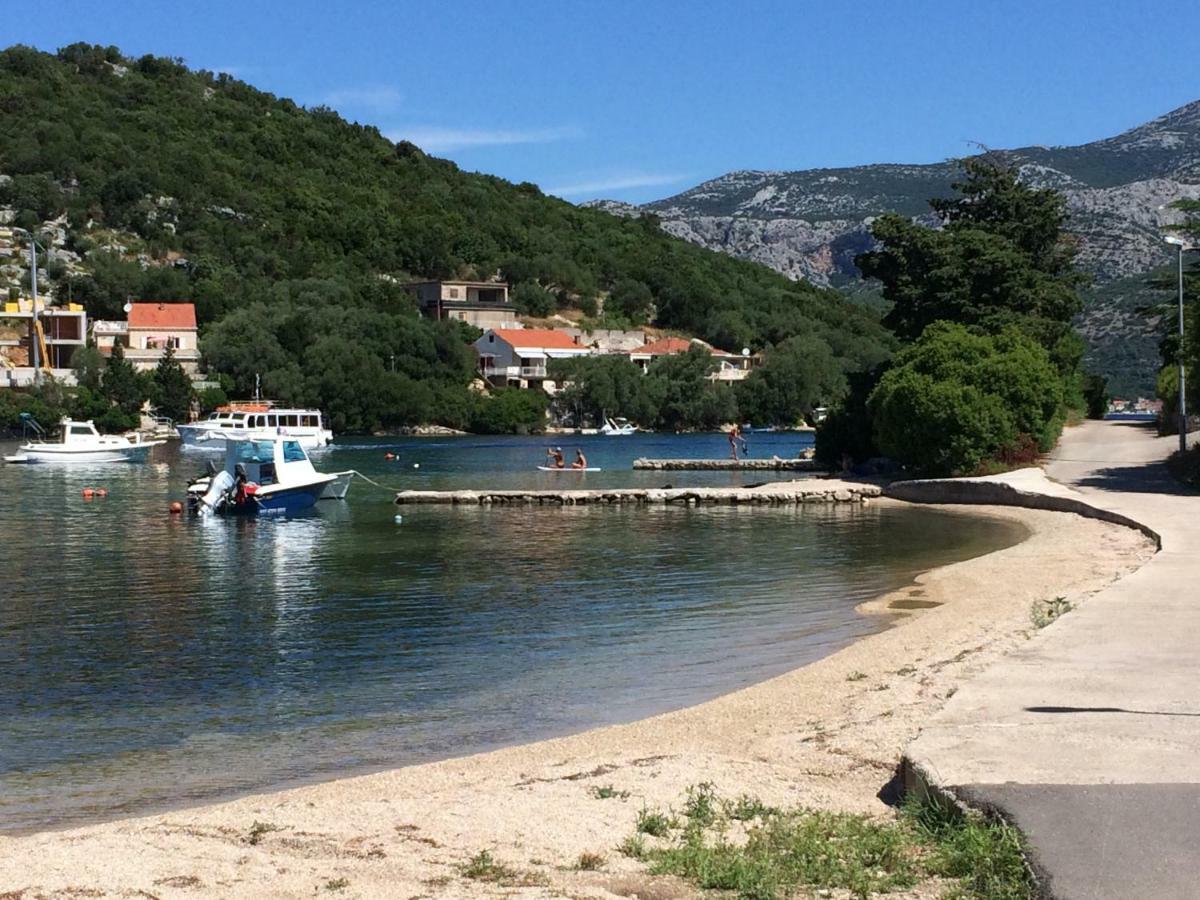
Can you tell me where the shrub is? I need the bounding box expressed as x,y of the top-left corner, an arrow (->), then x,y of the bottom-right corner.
868,323 -> 1064,476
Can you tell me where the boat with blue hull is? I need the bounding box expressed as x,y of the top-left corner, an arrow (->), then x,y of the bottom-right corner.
186,434 -> 349,516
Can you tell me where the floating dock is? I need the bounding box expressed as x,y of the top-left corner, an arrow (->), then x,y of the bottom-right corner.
631,457 -> 824,471
394,481 -> 879,507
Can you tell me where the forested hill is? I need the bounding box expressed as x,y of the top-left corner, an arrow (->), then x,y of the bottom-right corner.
0,43 -> 891,429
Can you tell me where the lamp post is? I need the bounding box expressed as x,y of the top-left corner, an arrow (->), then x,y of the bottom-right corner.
1164,235 -> 1196,453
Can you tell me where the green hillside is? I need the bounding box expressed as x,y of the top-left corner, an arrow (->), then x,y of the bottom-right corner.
0,43 -> 891,430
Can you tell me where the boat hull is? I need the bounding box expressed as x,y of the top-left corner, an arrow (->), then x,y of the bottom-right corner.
16,445 -> 157,463
250,480 -> 334,515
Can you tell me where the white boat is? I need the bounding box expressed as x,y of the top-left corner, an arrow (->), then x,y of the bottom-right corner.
5,419 -> 164,464
186,433 -> 351,516
177,404 -> 333,451
599,416 -> 637,436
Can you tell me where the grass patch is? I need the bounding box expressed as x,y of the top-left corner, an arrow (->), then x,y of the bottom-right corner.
576,851 -> 606,871
1030,596 -> 1072,629
618,834 -> 648,859
846,670 -> 868,682
628,786 -> 1034,900
323,878 -> 349,892
683,782 -> 719,827
460,850 -> 547,887
636,807 -> 677,837
589,784 -> 630,800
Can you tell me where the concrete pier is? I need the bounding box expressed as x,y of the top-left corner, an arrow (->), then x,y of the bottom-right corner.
394,481 -> 878,506
631,457 -> 824,471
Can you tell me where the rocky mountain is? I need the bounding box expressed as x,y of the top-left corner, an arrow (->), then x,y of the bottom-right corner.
588,101 -> 1200,394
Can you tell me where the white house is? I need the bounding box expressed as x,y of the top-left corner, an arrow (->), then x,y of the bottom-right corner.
93,302 -> 200,373
473,328 -> 591,389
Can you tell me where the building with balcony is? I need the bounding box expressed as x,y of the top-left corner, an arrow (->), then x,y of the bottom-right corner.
473,328 -> 591,388
0,299 -> 88,387
93,302 -> 200,373
406,280 -> 518,330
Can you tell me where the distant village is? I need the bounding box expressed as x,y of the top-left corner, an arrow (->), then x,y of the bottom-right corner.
1,272 -> 761,402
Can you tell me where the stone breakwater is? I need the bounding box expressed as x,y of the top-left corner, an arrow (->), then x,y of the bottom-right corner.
394,482 -> 879,506
632,458 -> 824,471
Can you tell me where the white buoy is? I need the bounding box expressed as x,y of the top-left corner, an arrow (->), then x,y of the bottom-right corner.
394,514 -> 404,524
413,463 -> 419,468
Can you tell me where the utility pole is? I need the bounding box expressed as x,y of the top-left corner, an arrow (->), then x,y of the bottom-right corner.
1164,235 -> 1195,453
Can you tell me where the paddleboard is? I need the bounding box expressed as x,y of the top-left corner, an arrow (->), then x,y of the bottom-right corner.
537,466 -> 601,472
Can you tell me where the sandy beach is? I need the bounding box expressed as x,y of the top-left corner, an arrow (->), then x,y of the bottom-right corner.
0,499 -> 1153,900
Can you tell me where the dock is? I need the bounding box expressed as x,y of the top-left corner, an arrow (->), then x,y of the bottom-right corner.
632,457 -> 824,471
394,481 -> 878,507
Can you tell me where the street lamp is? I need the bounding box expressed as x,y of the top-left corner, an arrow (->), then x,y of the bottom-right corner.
9,226 -> 46,384
1164,234 -> 1196,453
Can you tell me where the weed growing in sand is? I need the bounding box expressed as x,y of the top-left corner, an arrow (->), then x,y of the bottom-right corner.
630,785 -> 1034,900
246,821 -> 280,845
618,835 -> 648,860
683,782 -> 718,826
846,671 -> 868,682
636,807 -> 677,836
323,878 -> 349,892
590,784 -> 630,800
576,851 -> 606,871
724,795 -> 777,822
1031,596 -> 1072,629
461,850 -> 547,887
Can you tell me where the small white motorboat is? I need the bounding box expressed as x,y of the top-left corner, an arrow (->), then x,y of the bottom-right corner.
5,419 -> 164,464
599,416 -> 637,436
186,433 -> 352,516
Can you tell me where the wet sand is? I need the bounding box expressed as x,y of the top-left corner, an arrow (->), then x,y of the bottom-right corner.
0,500 -> 1154,899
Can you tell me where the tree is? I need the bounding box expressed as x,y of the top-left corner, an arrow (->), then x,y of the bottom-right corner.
512,281 -> 555,318
737,335 -> 846,426
605,278 -> 654,324
868,323 -> 1064,476
70,344 -> 105,390
153,345 -> 194,423
857,158 -> 1084,372
101,342 -> 144,420
645,348 -> 738,431
549,355 -> 656,427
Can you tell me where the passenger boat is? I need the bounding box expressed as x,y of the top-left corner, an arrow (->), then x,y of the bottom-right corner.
186,434 -> 351,516
599,416 -> 637,436
5,419 -> 164,464
177,403 -> 333,451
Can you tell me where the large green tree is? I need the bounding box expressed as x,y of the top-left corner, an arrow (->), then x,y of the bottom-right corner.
152,345 -> 194,423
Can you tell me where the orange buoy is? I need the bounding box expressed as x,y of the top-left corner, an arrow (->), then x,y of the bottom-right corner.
384,452 -> 396,461
82,488 -> 95,499
169,501 -> 184,514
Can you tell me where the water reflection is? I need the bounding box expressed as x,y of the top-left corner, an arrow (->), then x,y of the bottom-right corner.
0,436 -> 1025,831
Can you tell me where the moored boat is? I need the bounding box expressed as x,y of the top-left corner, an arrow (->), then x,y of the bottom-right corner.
177,402 -> 333,451
5,419 -> 165,464
599,416 -> 637,436
186,433 -> 350,516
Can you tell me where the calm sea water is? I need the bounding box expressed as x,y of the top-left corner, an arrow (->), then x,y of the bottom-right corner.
0,432 -> 1024,832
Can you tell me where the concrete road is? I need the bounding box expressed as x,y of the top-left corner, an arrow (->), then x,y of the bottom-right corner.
905,420 -> 1200,899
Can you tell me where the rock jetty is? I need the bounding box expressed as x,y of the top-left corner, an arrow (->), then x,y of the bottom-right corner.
394,482 -> 878,506
632,458 -> 824,471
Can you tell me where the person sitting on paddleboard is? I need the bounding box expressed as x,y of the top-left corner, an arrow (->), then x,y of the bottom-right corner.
572,449 -> 588,469
549,447 -> 565,468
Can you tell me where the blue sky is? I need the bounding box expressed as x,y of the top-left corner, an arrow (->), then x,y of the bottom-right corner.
6,1 -> 1199,203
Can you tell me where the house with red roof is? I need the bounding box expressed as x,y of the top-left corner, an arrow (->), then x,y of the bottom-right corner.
473,327 -> 591,388
92,302 -> 200,373
629,335 -> 760,381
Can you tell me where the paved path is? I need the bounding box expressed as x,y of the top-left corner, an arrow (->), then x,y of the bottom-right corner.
905,420 -> 1200,899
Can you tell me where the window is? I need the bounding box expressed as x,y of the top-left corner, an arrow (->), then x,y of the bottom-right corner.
284,414 -> 298,428
70,425 -> 93,436
448,287 -> 459,298
283,441 -> 306,462
301,415 -> 315,427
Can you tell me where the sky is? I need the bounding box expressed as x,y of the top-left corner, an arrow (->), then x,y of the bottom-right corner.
5,1 -> 1199,203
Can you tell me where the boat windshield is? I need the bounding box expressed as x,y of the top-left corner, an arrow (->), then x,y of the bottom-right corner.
234,441 -> 276,464
282,441 -> 306,463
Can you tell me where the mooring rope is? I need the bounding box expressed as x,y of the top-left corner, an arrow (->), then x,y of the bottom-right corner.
345,469 -> 406,493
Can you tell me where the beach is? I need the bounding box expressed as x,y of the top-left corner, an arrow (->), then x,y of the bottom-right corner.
0,499 -> 1153,900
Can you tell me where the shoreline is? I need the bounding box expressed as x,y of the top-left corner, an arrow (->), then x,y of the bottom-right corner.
0,500 -> 1155,898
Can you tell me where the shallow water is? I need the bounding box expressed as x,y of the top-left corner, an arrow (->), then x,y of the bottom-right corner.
0,433 -> 1024,831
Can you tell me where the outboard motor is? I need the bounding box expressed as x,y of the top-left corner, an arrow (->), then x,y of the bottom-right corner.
196,469 -> 235,515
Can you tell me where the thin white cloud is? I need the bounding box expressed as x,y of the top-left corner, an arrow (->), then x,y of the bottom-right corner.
322,85 -> 405,113
544,172 -> 692,198
385,124 -> 583,153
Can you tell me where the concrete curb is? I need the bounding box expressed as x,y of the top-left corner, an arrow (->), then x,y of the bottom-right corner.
883,475 -> 1162,550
